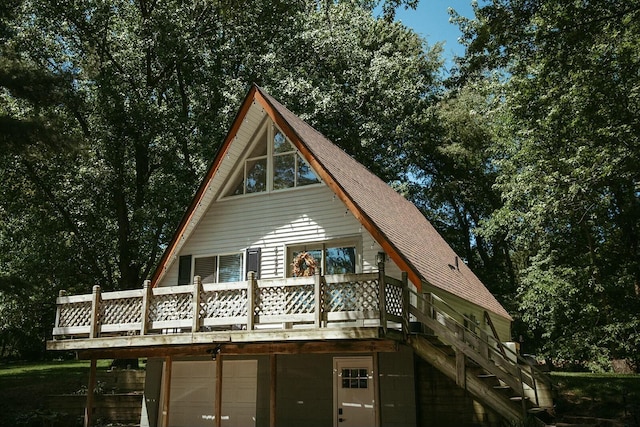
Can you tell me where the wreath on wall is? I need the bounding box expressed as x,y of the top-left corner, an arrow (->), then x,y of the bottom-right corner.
291,252 -> 318,277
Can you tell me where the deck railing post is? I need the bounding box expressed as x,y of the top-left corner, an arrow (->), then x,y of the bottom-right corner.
89,285 -> 101,339
314,267 -> 322,328
193,275 -> 202,333
141,280 -> 152,335
479,329 -> 490,361
54,290 -> 66,331
378,262 -> 387,335
401,272 -> 409,340
247,272 -> 256,330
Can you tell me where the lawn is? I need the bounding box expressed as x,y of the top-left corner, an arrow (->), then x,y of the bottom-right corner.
0,359 -> 112,426
551,371 -> 640,424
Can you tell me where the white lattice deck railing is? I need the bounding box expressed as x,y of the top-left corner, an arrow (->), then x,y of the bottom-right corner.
52,269 -> 409,339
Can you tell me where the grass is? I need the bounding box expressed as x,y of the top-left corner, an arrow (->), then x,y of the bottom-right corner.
551,371 -> 640,423
0,359 -> 113,427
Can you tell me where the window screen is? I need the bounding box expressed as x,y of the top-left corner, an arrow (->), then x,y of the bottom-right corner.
194,256 -> 217,284
219,254 -> 242,282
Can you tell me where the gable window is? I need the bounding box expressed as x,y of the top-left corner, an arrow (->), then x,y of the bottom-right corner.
288,240 -> 358,277
194,253 -> 243,284
228,123 -> 319,197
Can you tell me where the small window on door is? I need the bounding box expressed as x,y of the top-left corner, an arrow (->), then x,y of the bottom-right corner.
341,368 -> 369,389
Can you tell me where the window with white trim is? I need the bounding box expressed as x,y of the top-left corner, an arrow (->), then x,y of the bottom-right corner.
287,240 -> 359,277
194,253 -> 243,284
228,123 -> 319,197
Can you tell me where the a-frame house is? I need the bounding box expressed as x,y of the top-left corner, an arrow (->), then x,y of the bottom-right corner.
48,85 -> 553,427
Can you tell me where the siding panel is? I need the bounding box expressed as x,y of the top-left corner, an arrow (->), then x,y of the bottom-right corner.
159,185 -> 392,286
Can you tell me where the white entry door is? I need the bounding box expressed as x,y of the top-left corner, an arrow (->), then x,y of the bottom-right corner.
158,360 -> 257,427
333,357 -> 376,427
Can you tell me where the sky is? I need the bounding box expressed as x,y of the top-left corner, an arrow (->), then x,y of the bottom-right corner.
387,2 -> 476,68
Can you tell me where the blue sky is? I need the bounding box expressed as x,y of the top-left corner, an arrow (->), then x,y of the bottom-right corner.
386,2 -> 476,67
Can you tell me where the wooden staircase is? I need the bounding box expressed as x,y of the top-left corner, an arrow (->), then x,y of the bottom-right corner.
407,290 -> 554,426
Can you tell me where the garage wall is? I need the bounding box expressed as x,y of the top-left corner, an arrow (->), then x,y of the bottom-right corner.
275,354 -> 334,427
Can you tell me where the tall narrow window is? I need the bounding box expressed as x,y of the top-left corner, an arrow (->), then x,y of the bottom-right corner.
219,254 -> 242,282
273,131 -> 296,190
245,157 -> 267,193
178,255 -> 192,285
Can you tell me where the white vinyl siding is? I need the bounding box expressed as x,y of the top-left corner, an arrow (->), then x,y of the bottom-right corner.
159,185 -> 397,286
422,284 -> 512,343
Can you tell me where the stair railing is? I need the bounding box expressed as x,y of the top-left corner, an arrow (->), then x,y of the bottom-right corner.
408,289 -> 551,409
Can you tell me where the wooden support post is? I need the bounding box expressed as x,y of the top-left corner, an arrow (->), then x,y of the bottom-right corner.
401,271 -> 409,340
479,329 -> 490,361
161,356 -> 172,427
270,354 -> 277,427
247,272 -> 255,331
83,358 -> 97,427
517,365 -> 527,417
373,352 -> 381,427
314,267 -> 322,328
484,311 -> 507,358
378,262 -> 387,334
141,280 -> 152,335
89,285 -> 101,339
456,350 -> 466,389
215,355 -> 223,427
193,275 -> 202,333
530,363 -> 539,406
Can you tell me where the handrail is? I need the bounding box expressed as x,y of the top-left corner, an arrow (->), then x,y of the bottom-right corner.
409,289 -> 552,405
426,292 -> 551,386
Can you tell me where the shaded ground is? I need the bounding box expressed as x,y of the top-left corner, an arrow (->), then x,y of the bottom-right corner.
0,359 -> 112,426
1,360 -> 639,426
551,372 -> 640,426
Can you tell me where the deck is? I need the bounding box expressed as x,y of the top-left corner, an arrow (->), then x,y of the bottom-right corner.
48,269 -> 554,422
48,271 -> 409,352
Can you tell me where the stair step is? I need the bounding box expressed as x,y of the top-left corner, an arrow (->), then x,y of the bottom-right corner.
509,396 -> 529,402
477,374 -> 496,379
551,424 -> 599,427
493,385 -> 511,390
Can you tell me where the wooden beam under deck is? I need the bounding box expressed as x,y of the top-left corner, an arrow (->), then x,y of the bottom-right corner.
49,326 -> 393,352
75,339 -> 400,360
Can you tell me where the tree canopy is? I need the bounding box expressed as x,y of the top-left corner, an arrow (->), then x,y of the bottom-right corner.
0,0 -> 441,358
451,0 -> 640,369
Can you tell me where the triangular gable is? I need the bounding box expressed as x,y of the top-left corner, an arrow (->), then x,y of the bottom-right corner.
152,84 -> 511,320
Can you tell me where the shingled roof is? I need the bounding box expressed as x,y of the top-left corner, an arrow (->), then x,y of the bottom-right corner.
256,86 -> 511,320
153,85 -> 511,320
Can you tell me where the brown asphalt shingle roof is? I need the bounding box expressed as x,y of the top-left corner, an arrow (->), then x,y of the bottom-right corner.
257,86 -> 511,320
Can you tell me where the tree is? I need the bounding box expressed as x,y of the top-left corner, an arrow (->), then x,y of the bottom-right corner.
407,79 -> 519,303
0,0 -> 443,358
454,0 -> 640,369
